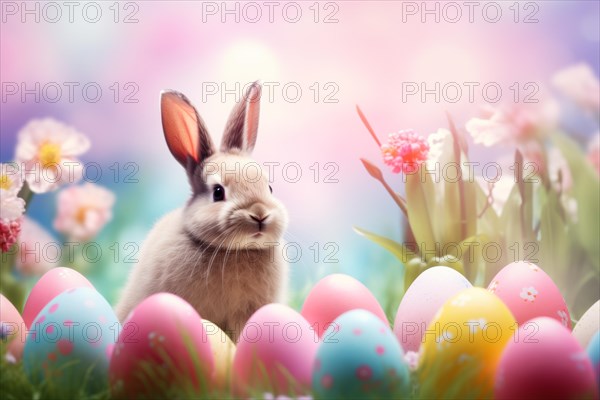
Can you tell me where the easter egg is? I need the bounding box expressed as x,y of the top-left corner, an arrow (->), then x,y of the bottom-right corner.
495,317 -> 598,399
488,261 -> 571,328
587,331 -> 600,390
573,300 -> 600,349
312,309 -> 410,399
587,331 -> 600,389
109,293 -> 214,398
1,294 -> 25,361
233,303 -> 317,396
419,287 -> 516,399
301,274 -> 388,337
202,319 -> 235,389
393,266 -> 472,352
23,287 -> 119,394
23,267 -> 94,328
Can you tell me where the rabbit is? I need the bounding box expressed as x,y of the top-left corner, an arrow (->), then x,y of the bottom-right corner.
115,82 -> 289,341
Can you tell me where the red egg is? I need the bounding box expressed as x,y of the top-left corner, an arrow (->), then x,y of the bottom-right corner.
22,267 -> 94,328
488,261 -> 571,328
301,274 -> 388,337
0,294 -> 25,361
495,317 -> 598,399
109,293 -> 214,398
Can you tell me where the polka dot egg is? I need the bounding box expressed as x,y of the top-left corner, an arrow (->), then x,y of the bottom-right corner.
487,261 -> 571,328
109,293 -> 214,398
23,287 -> 120,394
312,309 -> 410,399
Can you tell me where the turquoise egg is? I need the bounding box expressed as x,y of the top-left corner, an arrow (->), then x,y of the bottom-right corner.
312,309 -> 410,399
587,331 -> 600,388
23,287 -> 120,394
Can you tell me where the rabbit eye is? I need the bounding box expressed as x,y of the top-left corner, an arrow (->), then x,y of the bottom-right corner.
213,184 -> 225,202
269,185 -> 273,194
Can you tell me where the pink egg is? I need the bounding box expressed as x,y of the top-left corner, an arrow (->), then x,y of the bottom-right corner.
0,294 -> 25,361
233,303 -> 317,396
22,267 -> 94,328
488,261 -> 571,328
301,274 -> 388,337
495,317 -> 598,399
109,293 -> 214,398
393,266 -> 472,352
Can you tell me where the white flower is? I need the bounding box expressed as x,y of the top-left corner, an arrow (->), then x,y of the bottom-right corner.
552,63 -> 600,114
426,128 -> 454,170
520,286 -> 538,302
14,118 -> 90,193
466,101 -> 559,148
0,190 -> 25,222
53,183 -> 115,242
0,163 -> 23,196
15,216 -> 59,276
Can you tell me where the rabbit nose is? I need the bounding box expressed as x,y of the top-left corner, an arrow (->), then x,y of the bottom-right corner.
250,214 -> 269,231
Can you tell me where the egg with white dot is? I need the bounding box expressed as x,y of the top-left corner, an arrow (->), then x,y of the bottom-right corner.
394,266 -> 472,352
22,267 -> 94,328
487,261 -> 570,328
108,293 -> 214,398
312,309 -> 410,399
23,287 -> 120,394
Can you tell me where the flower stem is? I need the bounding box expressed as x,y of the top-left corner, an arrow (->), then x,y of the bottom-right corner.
447,114 -> 468,240
356,105 -> 381,147
17,182 -> 34,210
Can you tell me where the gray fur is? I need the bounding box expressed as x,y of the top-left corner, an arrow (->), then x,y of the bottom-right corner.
115,85 -> 288,340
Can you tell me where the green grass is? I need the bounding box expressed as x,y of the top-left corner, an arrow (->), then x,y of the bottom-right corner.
0,268 -> 498,400
1,331 -> 500,400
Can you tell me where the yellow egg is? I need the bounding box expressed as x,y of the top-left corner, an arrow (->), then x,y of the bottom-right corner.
202,320 -> 236,389
418,287 -> 517,399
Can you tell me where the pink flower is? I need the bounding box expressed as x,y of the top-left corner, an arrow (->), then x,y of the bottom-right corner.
14,118 -> 90,193
54,183 -> 115,242
465,101 -> 558,147
381,130 -> 429,174
587,133 -> 600,176
15,216 -> 59,276
0,218 -> 21,253
552,63 -> 600,114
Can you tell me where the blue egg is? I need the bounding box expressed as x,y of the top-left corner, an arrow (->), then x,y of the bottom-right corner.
312,309 -> 410,399
23,287 -> 120,393
587,331 -> 600,389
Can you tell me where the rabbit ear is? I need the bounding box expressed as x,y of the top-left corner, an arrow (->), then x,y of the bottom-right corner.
161,90 -> 215,168
221,82 -> 261,153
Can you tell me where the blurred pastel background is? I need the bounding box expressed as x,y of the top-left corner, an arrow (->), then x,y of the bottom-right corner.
1,1 -> 599,306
